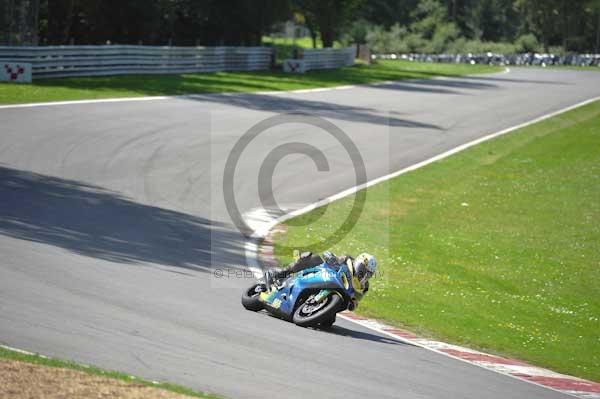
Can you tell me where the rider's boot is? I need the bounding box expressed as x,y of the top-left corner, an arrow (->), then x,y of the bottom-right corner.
264,267 -> 289,287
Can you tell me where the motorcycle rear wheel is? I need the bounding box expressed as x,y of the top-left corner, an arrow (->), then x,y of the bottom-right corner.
293,293 -> 342,328
241,283 -> 265,311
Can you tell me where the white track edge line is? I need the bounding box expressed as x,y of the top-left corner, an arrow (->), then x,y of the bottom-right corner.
0,96 -> 169,109
0,67 -> 511,110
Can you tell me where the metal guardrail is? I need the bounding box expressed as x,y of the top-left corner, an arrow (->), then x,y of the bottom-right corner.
373,53 -> 600,67
299,47 -> 355,71
0,45 -> 274,78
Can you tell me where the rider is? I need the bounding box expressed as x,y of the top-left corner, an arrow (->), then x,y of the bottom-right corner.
265,251 -> 377,310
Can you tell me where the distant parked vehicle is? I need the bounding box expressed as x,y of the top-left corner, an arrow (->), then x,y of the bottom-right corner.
372,52 -> 600,67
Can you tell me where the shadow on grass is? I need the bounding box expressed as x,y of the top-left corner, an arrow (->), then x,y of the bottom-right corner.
29,63 -> 503,98
0,166 -> 245,272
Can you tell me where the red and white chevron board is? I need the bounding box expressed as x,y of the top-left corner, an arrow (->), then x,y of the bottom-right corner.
259,226 -> 600,399
2,63 -> 32,83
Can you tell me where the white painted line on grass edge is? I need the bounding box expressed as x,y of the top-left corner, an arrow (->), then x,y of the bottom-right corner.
0,96 -> 169,110
0,344 -> 38,356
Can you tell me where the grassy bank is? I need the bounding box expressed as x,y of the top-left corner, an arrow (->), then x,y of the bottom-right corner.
0,346 -> 219,398
273,101 -> 600,381
262,36 -> 342,62
0,60 -> 501,105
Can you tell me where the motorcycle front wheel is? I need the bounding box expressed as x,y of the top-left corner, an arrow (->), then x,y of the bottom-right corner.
293,293 -> 342,328
241,283 -> 265,311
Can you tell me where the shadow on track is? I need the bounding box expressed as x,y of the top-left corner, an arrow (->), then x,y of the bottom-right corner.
182,93 -> 442,129
373,77 -> 499,93
322,324 -> 417,347
256,310 -> 414,346
456,74 -> 571,86
0,166 -> 245,271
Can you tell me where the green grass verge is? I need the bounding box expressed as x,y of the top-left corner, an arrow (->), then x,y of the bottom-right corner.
262,35 -> 342,62
273,100 -> 600,381
0,346 -> 220,398
0,60 -> 501,105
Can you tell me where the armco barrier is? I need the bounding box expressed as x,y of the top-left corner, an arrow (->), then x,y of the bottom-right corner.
301,47 -> 355,70
0,45 -> 274,79
283,47 -> 355,73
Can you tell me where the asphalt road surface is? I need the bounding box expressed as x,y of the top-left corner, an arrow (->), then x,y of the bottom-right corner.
2,68 -> 600,399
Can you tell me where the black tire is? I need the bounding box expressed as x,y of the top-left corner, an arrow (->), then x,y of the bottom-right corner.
318,314 -> 336,329
241,284 -> 265,311
293,293 -> 342,328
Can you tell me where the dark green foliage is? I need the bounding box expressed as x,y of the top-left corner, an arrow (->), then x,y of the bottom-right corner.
1,0 -> 40,44
360,0 -> 600,53
2,0 -> 600,52
293,0 -> 364,47
7,0 -> 291,45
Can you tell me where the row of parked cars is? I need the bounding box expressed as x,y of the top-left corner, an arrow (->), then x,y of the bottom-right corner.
373,53 -> 600,67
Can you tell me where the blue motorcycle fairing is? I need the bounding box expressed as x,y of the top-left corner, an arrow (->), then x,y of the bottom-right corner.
259,261 -> 356,319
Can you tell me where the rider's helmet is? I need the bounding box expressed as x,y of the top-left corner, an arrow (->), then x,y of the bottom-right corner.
354,253 -> 377,290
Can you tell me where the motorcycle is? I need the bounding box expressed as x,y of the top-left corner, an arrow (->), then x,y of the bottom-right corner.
241,257 -> 358,328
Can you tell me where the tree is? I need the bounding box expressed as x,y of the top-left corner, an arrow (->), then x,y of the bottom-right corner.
35,0 -> 290,46
10,0 -> 600,52
587,0 -> 600,52
464,0 -> 518,41
410,0 -> 448,39
515,0 -> 576,51
239,0 -> 292,45
295,0 -> 364,47
410,0 -> 459,51
359,0 -> 420,28
1,0 -> 40,45
348,18 -> 370,44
